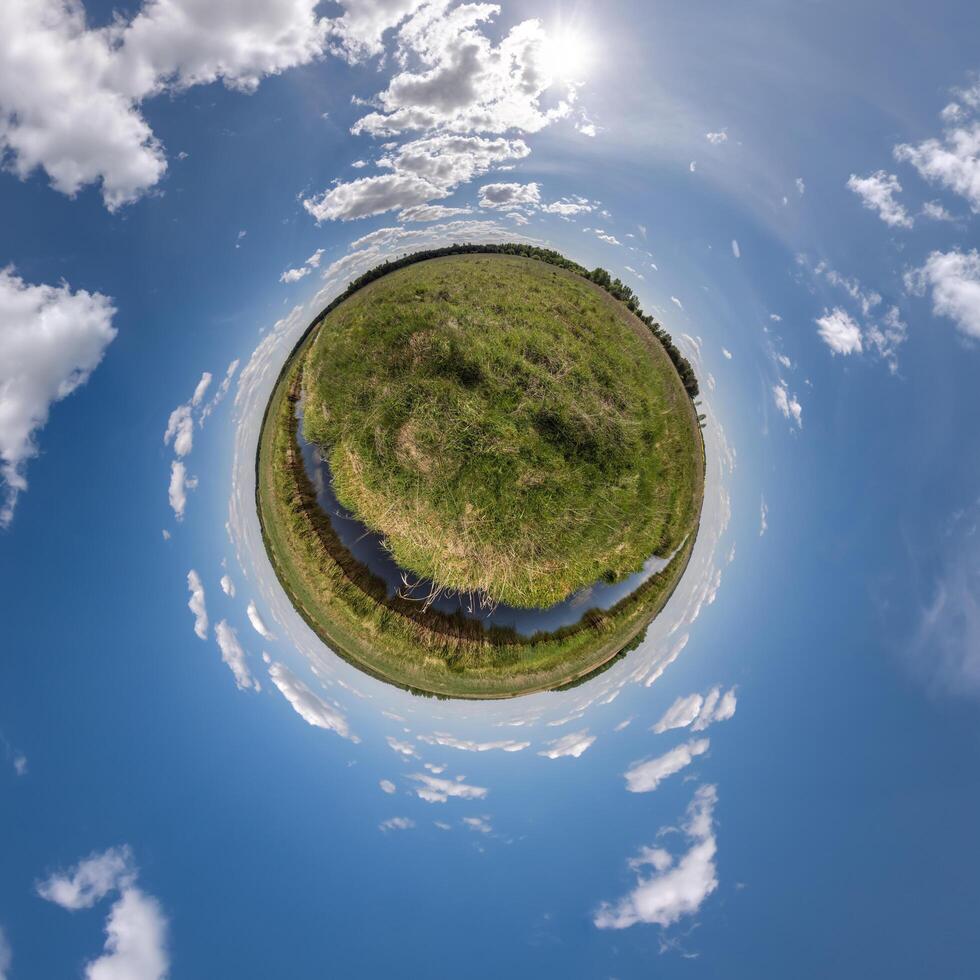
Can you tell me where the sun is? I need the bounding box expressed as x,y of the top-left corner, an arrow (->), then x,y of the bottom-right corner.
540,27 -> 595,83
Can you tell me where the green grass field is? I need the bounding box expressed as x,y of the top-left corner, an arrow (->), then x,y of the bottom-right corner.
303,253 -> 700,607
256,252 -> 704,699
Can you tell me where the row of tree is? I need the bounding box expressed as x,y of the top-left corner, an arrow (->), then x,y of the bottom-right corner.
316,242 -> 700,398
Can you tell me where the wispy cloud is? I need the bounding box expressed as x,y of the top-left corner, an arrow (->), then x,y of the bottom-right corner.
624,738 -> 709,793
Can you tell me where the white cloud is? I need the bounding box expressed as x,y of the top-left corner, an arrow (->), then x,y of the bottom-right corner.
267,661 -> 353,740
379,779 -> 396,794
163,403 -> 193,457
13,754 -> 27,777
905,248 -> 980,339
847,171 -> 912,228
595,785 -> 719,929
199,358 -> 239,423
0,268 -> 116,527
190,371 -> 212,407
760,497 -> 768,537
379,816 -> 415,832
462,815 -> 492,834
387,736 -> 417,757
538,730 -> 596,759
0,0 -> 332,210
213,620 -> 259,691
721,347 -> 732,359
37,846 -> 135,910
246,600 -> 275,640
796,177 -> 805,195
895,120 -> 980,213
772,383 -> 802,428
731,239 -> 740,259
705,130 -> 728,144
542,195 -> 594,216
304,171 -> 448,222
85,887 -> 168,980
0,926 -> 10,980
921,200 -> 955,221
186,569 -> 208,640
398,204 -> 472,222
624,738 -> 709,793
408,773 -> 487,803
167,460 -> 195,520
478,181 -> 541,210
418,733 -> 529,753
282,248 -> 324,283
652,694 -> 703,734
219,574 -> 235,598
308,7 -> 576,222
36,845 -> 168,980
690,686 -> 737,731
815,307 -> 863,355
670,296 -> 684,311
328,0 -> 425,63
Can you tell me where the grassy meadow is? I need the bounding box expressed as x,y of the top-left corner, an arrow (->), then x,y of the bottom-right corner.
256,252 -> 704,698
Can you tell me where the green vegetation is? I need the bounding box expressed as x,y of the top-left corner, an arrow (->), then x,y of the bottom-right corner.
256,249 -> 704,699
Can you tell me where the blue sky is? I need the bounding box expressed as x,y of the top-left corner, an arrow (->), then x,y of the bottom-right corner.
2,1 -> 980,977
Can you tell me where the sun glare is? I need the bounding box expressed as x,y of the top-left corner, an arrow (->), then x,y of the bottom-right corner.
541,28 -> 595,83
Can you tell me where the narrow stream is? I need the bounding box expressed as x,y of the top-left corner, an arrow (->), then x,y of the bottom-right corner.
296,401 -> 677,637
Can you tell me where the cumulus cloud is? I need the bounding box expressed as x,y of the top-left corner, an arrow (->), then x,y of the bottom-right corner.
246,600 -> 275,640
705,130 -> 728,144
478,181 -> 541,209
267,661 -> 353,740
163,403 -> 193,457
219,574 -> 235,597
307,7 -> 577,222
0,268 -> 116,527
328,0 -> 424,63
85,886 -> 168,980
721,347 -> 732,359
186,569 -> 208,640
167,460 -> 195,520
905,248 -> 980,339
379,779 -> 396,794
895,108 -> 980,213
280,248 -> 324,284
538,729 -> 596,759
419,733 -> 529,753
213,620 -> 259,691
199,358 -> 239,423
815,307 -> 863,355
541,195 -> 594,216
690,687 -> 737,731
594,785 -> 719,929
772,383 -> 803,428
652,694 -> 704,734
796,177 -> 806,195
37,845 -> 168,980
847,171 -> 913,228
0,0 -> 333,210
37,846 -> 136,910
398,203 -> 472,222
624,738 -> 709,793
408,772 -> 487,803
